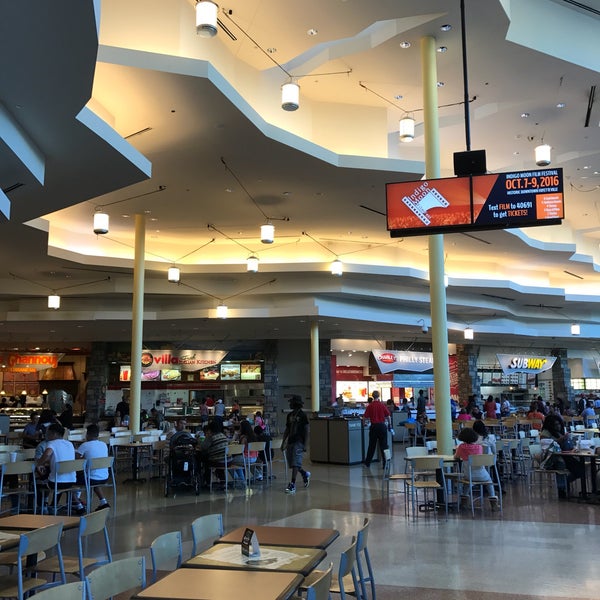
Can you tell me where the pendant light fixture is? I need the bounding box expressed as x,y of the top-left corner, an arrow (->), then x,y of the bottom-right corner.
216,303 -> 228,319
93,210 -> 109,235
260,222 -> 275,244
331,259 -> 343,277
535,143 -> 551,166
399,116 -> 415,142
48,294 -> 61,310
167,267 -> 180,283
571,323 -> 581,336
463,327 -> 474,340
281,81 -> 300,111
246,256 -> 259,273
196,1 -> 218,37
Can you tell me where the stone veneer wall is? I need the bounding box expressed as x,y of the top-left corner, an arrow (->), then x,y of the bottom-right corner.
318,338 -> 332,412
85,342 -> 110,422
551,348 -> 572,407
261,340 -> 280,434
456,344 -> 481,405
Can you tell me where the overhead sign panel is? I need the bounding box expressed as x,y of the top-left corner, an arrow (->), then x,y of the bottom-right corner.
497,354 -> 556,374
386,168 -> 563,237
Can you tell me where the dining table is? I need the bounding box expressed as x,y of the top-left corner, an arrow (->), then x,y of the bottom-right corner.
122,442 -> 153,483
0,514 -> 80,531
217,525 -> 339,549
184,542 -> 326,577
134,567 -> 303,600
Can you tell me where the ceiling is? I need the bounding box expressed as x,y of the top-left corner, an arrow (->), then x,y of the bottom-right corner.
0,0 -> 599,357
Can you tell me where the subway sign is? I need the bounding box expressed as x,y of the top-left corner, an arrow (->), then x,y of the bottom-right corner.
497,354 -> 556,375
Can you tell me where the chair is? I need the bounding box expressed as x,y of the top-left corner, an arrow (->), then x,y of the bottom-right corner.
404,456 -> 448,519
459,454 -> 502,517
109,437 -> 132,473
246,441 -> 266,484
292,562 -> 333,600
85,556 -> 146,600
226,443 -> 246,488
269,438 -> 288,482
190,513 -> 224,557
151,440 -> 168,479
149,531 -> 182,583
208,445 -> 238,492
36,506 -> 112,581
0,460 -> 37,515
353,518 -> 375,600
86,456 -> 116,513
301,538 -> 360,600
26,581 -> 85,600
382,448 -> 410,497
0,523 -> 65,600
403,422 -> 417,446
44,459 -> 87,515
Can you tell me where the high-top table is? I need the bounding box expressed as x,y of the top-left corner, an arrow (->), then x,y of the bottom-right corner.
217,525 -> 339,549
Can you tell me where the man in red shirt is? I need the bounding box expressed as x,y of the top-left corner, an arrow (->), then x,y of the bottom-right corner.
363,390 -> 391,468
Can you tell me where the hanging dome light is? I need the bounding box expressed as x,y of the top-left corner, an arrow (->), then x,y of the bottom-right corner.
195,1 -> 218,37
167,267 -> 180,283
463,327 -> 474,340
216,303 -> 228,319
281,81 -> 300,111
571,323 -> 581,336
331,259 -> 343,277
535,143 -> 551,166
260,222 -> 275,244
48,294 -> 61,310
93,210 -> 109,235
399,116 -> 415,142
247,256 -> 259,273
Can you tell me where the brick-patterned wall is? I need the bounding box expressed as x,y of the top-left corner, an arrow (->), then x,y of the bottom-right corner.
456,344 -> 481,405
85,342 -> 110,422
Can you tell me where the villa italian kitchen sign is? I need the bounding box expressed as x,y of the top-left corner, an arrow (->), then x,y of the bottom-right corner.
497,354 -> 556,375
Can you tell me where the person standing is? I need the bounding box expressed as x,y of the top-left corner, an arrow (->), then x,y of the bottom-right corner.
282,395 -> 310,494
416,389 -> 427,414
362,390 -> 391,468
115,395 -> 130,426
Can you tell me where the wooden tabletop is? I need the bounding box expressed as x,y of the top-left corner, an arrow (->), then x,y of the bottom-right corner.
0,530 -> 21,551
217,526 -> 339,549
184,543 -> 326,576
134,568 -> 302,600
0,514 -> 80,531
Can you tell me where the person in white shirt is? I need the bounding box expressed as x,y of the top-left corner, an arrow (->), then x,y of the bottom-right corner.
76,424 -> 110,511
36,423 -> 85,515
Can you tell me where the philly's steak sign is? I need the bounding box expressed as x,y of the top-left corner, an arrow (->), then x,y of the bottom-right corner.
372,350 -> 433,374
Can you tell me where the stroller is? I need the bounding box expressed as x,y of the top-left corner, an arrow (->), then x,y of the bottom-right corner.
165,434 -> 200,497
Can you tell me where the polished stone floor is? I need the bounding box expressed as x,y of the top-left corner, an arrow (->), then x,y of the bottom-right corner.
76,445 -> 600,599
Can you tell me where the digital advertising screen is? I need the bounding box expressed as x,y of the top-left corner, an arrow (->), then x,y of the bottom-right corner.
386,168 -> 563,237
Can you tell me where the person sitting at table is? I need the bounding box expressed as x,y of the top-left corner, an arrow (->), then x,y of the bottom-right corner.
22,412 -> 41,449
457,408 -> 472,422
35,423 -> 86,515
540,414 -> 584,499
526,401 -> 545,430
581,400 -> 597,428
75,423 -> 110,511
472,419 -> 496,455
454,427 -> 499,511
168,419 -> 196,448
198,420 -> 230,487
231,420 -> 262,481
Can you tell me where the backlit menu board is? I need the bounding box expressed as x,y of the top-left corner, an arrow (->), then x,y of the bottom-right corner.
386,168 -> 564,237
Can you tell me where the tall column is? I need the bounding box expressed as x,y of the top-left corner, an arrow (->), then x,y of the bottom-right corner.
130,213 -> 146,433
422,35 -> 452,455
310,322 -> 320,413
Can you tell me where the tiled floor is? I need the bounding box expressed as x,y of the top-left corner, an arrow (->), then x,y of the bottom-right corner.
77,445 -> 600,599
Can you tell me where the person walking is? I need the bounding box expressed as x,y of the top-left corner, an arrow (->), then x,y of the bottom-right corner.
362,390 -> 391,468
282,395 -> 310,494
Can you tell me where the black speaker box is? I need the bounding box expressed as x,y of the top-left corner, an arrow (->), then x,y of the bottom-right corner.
453,149 -> 487,176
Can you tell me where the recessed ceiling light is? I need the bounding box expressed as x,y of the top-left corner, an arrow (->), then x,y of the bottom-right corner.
583,165 -> 591,169
440,24 -> 452,31
520,112 -> 530,118
513,151 -> 520,155
307,28 -> 318,36
121,214 -> 130,218
150,217 -> 158,222
394,94 -> 403,100
437,46 -> 448,53
399,41 -> 411,49
556,102 -> 566,109
437,81 -> 445,87
225,188 -> 233,193
266,47 -> 277,54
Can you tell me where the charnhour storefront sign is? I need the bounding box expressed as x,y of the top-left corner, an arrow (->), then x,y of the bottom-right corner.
1,353 -> 63,373
497,354 -> 556,375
